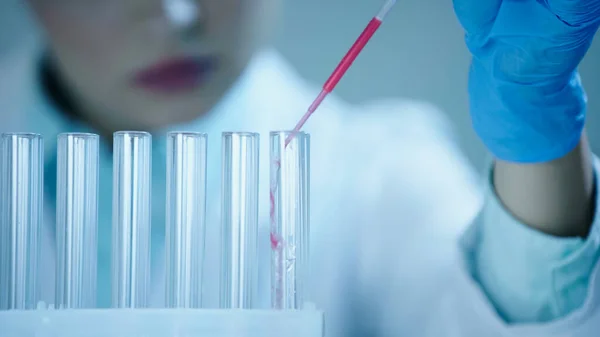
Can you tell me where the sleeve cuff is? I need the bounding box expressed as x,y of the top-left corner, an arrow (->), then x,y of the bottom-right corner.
470,156 -> 600,324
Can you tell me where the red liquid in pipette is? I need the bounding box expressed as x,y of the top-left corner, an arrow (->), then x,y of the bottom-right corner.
271,17 -> 384,309
284,18 -> 383,146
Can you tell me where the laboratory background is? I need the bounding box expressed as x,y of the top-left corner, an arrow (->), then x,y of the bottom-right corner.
1,0 -> 600,172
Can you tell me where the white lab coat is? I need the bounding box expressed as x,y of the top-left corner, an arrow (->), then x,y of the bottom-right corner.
1,43 -> 599,336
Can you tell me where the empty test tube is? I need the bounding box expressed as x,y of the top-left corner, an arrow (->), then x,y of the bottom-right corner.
270,131 -> 310,310
112,131 -> 152,308
165,132 -> 207,308
0,133 -> 44,310
55,133 -> 99,309
220,132 -> 260,309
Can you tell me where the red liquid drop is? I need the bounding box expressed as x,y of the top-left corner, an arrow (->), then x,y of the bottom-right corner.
270,232 -> 280,250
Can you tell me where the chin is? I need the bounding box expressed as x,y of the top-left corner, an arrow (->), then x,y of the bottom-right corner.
127,102 -> 209,131
124,72 -> 239,130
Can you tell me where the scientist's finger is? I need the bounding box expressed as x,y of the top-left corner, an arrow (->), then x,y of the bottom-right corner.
540,0 -> 600,27
453,0 -> 503,35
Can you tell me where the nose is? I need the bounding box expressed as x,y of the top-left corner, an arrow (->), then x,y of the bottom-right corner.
162,0 -> 202,31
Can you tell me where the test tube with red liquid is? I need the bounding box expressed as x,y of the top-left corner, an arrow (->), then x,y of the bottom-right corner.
270,0 -> 395,310
270,131 -> 310,310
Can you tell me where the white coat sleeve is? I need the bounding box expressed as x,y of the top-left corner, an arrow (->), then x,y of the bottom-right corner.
326,100 -> 600,337
439,160 -> 600,336
469,156 -> 600,322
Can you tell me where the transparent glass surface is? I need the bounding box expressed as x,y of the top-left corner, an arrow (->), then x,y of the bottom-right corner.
0,133 -> 44,310
269,131 -> 310,310
165,132 -> 207,308
111,131 -> 152,308
55,133 -> 99,309
220,132 -> 259,309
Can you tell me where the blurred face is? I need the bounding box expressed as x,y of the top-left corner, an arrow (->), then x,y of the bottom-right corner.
27,0 -> 279,131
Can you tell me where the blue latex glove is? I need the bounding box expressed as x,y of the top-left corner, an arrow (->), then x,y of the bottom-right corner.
453,0 -> 600,163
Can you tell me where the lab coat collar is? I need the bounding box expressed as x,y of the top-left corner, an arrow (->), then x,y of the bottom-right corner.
21,45 -> 77,163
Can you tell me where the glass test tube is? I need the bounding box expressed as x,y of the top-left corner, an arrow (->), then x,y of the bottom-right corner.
165,132 -> 207,308
220,132 -> 260,309
0,133 -> 44,310
55,133 -> 99,309
112,131 -> 152,308
270,131 -> 310,310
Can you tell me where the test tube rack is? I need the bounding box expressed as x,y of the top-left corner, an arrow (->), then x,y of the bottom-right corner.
0,303 -> 324,337
0,130 -> 318,337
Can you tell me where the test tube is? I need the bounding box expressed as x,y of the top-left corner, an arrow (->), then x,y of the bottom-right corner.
270,131 -> 310,310
220,132 -> 260,309
55,133 -> 99,309
0,133 -> 44,310
112,131 -> 152,308
165,132 -> 207,308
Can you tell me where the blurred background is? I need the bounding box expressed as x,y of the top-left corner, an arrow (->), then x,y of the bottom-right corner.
1,0 -> 599,172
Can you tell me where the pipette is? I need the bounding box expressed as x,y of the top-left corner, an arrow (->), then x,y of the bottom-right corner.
285,0 -> 397,145
270,0 -> 397,309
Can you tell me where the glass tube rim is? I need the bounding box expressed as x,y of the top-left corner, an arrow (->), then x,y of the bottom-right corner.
269,130 -> 309,138
58,132 -> 99,140
167,131 -> 207,139
1,132 -> 42,140
222,131 -> 259,138
114,131 -> 151,138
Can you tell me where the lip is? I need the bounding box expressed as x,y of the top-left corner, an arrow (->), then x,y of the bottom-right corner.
133,56 -> 217,94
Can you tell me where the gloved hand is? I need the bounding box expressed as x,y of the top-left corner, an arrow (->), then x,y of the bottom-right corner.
453,0 -> 600,163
